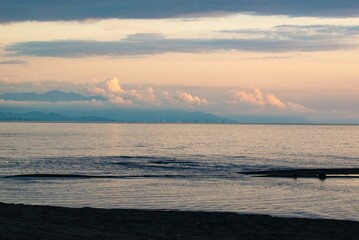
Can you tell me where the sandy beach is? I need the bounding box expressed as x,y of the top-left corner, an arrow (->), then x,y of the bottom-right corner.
1,202 -> 358,240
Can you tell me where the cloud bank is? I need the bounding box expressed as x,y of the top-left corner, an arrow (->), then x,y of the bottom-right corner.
0,0 -> 358,23
232,88 -> 312,112
5,25 -> 359,57
91,77 -> 208,107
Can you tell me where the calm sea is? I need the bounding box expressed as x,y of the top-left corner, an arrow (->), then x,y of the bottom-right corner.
0,123 -> 358,220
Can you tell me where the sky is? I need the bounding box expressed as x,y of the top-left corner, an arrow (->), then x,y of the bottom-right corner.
0,0 -> 358,123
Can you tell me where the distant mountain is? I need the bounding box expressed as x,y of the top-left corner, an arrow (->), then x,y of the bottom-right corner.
0,112 -> 114,122
0,90 -> 106,102
0,110 -> 236,123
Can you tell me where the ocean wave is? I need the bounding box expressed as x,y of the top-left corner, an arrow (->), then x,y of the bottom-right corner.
3,173 -> 235,180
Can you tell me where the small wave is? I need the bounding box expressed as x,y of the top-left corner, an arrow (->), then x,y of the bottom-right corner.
152,160 -> 197,165
113,155 -> 157,159
3,173 -> 213,180
5,174 -> 99,179
109,162 -> 196,170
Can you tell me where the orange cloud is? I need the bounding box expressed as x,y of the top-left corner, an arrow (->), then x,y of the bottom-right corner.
233,88 -> 312,112
176,91 -> 208,105
90,77 -> 209,107
106,77 -> 124,94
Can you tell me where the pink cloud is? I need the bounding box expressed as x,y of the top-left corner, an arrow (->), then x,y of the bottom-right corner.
233,88 -> 312,112
176,91 -> 208,105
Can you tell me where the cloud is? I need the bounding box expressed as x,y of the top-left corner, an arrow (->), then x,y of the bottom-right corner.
0,78 -> 209,108
222,25 -> 359,40
127,87 -> 157,104
90,77 -> 209,108
232,88 -> 312,112
0,0 -> 358,23
265,94 -> 286,109
6,25 -> 359,57
235,88 -> 266,106
105,77 -> 124,94
274,25 -> 359,36
91,77 -> 137,105
176,91 -> 208,105
0,60 -> 27,65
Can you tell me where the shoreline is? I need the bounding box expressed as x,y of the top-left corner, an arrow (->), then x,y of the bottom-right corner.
1,203 -> 358,240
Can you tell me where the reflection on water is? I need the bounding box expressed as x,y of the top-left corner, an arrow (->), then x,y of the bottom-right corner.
0,123 -> 358,220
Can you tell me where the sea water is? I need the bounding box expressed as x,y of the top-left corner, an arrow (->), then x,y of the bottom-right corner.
0,123 -> 358,220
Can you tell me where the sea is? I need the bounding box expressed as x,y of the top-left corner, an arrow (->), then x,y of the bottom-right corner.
0,122 -> 358,221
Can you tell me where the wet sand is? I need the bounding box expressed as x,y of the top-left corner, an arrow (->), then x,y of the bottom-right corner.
1,202 -> 358,240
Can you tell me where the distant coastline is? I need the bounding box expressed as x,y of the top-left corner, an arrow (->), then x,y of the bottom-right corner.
0,118 -> 358,125
0,111 -> 235,124
1,90 -> 357,124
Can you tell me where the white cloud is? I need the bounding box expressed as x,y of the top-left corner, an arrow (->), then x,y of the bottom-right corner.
106,77 -> 124,94
89,77 -> 134,105
286,101 -> 312,112
127,87 -> 156,104
110,95 -> 132,105
236,88 -> 266,106
233,88 -> 312,112
91,87 -> 107,96
266,94 -> 286,109
176,91 -> 208,105
90,77 -> 208,107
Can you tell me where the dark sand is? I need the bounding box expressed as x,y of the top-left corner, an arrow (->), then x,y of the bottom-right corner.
1,203 -> 358,240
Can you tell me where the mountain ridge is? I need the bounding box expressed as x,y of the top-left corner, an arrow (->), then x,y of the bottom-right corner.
0,111 -> 236,123
0,90 -> 105,102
